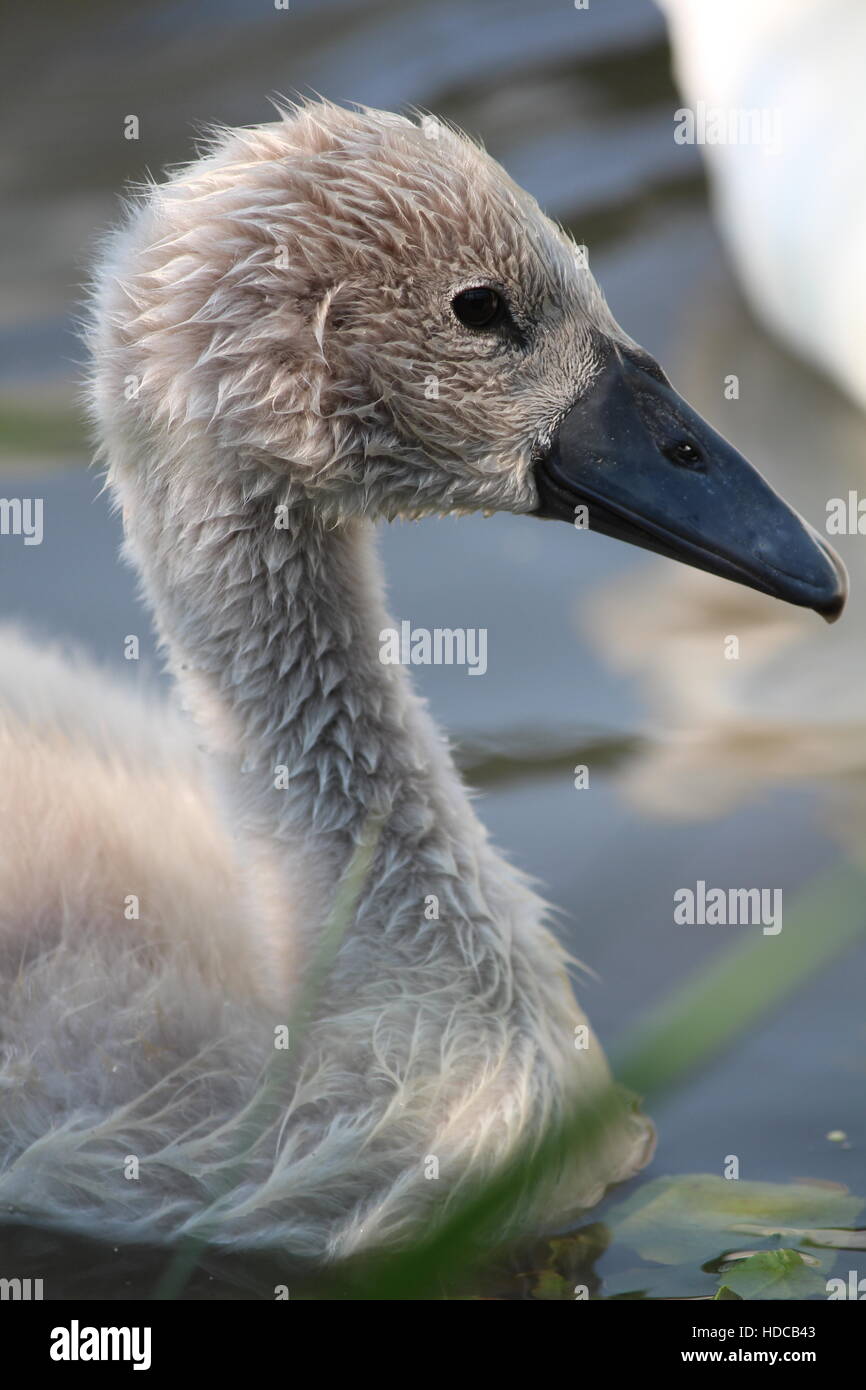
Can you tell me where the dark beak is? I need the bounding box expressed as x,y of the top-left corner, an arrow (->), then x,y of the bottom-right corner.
534,347 -> 847,622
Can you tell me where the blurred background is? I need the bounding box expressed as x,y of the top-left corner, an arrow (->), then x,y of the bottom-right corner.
1,0 -> 864,1231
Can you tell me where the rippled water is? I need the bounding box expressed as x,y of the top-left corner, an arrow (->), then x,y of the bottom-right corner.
1,0 -> 864,1295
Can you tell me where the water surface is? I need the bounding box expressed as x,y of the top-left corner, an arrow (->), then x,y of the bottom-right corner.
1,0 -> 863,1295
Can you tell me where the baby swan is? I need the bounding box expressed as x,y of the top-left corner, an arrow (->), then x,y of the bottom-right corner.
0,101 -> 844,1263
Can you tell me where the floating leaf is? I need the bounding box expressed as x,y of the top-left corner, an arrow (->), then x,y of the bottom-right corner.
606,1175 -> 863,1265
719,1247 -> 822,1270
732,1224 -> 866,1250
720,1250 -> 827,1301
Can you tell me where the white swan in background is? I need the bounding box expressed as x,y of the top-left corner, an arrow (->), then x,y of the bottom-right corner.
657,0 -> 866,412
0,100 -> 844,1262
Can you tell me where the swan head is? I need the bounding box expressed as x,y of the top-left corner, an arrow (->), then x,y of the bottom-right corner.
92,99 -> 846,620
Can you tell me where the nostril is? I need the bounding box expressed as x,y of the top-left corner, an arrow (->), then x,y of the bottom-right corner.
664,439 -> 704,468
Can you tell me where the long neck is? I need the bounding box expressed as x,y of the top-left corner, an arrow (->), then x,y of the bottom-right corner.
125,463 -> 514,1004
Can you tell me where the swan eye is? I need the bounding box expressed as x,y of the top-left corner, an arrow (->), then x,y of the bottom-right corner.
451,286 -> 506,330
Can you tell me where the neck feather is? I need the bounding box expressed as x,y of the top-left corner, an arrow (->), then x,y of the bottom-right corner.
111,448 -> 650,1237
123,459 -> 520,1002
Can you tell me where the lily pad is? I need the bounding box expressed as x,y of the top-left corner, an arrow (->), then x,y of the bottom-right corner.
606,1175 -> 863,1265
732,1224 -> 866,1250
720,1250 -> 828,1301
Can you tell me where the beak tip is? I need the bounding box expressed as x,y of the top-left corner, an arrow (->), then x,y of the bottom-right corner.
813,540 -> 848,624
817,585 -> 847,625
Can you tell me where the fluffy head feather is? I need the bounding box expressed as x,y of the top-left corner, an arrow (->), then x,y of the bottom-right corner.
89,99 -> 628,521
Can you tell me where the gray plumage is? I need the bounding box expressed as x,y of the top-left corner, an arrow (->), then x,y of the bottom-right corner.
0,101 -> 653,1260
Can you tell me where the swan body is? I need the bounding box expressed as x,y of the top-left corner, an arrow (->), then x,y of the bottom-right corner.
0,101 -> 841,1262
658,0 -> 866,411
